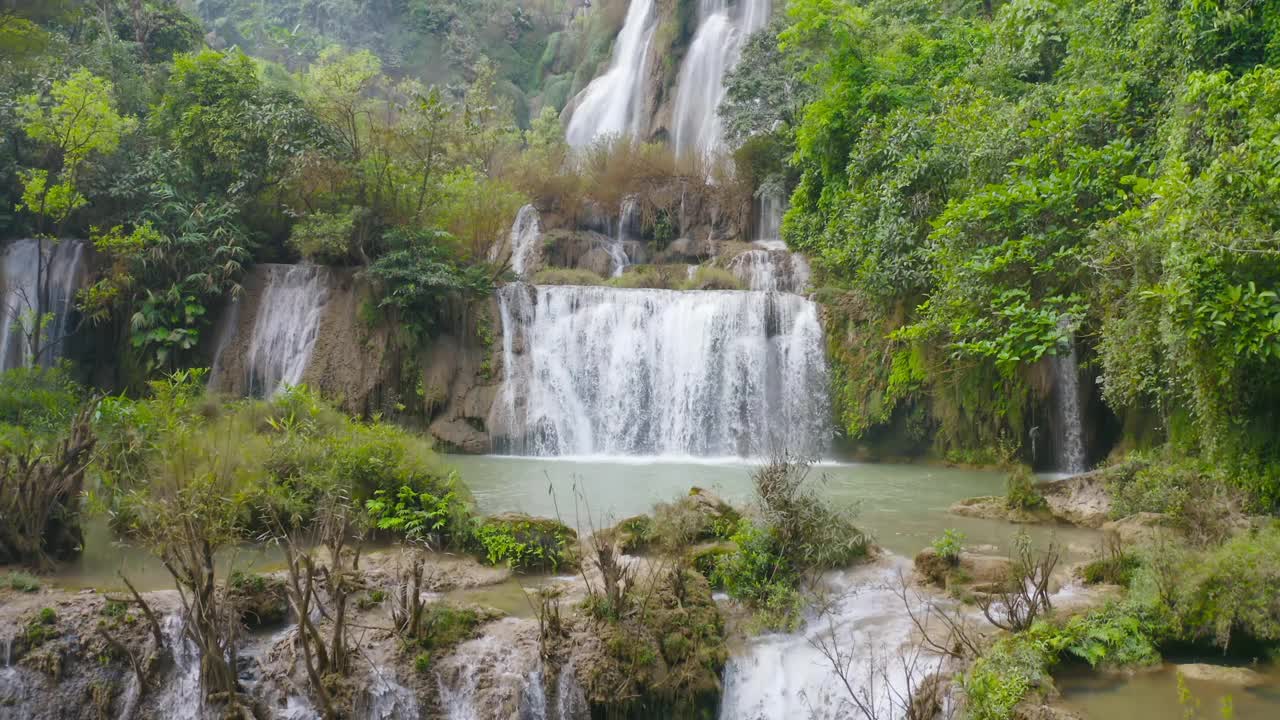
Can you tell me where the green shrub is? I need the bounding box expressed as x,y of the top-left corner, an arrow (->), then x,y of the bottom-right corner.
1005,465 -> 1045,510
37,607 -> 56,625
472,514 -> 576,571
712,519 -> 801,630
680,266 -> 744,291
931,528 -> 965,564
606,264 -> 685,289
366,480 -> 472,548
287,208 -> 357,264
1173,525 -> 1280,649
3,571 -> 40,593
532,267 -> 604,286
413,651 -> 431,673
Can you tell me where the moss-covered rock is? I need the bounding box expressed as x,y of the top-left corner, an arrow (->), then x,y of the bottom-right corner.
571,566 -> 728,718
226,571 -> 289,628
473,513 -> 578,571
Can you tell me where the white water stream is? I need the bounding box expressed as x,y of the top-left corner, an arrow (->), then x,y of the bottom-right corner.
1052,319 -> 1087,474
565,0 -> 658,148
488,283 -> 830,458
241,265 -> 331,397
0,238 -> 86,370
671,0 -> 772,159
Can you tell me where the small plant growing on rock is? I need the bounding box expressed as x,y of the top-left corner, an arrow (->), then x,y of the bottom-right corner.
932,529 -> 965,565
1005,465 -> 1045,511
3,571 -> 40,593
413,652 -> 431,674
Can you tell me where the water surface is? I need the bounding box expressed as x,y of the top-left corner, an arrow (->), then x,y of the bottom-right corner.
447,455 -> 1098,557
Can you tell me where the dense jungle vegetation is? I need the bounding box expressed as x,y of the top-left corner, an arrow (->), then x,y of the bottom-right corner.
719,0 -> 1280,507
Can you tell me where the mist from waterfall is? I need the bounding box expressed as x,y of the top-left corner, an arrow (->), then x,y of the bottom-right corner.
565,0 -> 657,148
242,265 -> 331,397
0,238 -> 86,371
489,283 -> 830,459
671,0 -> 772,159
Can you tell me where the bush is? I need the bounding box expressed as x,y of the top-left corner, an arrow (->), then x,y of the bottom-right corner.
1108,453 -> 1246,545
532,267 -> 604,286
606,264 -> 685,290
712,519 -> 801,631
1005,465 -> 1045,511
287,208 -> 357,264
1172,524 -> 1280,649
931,528 -> 965,565
3,571 -> 40,593
680,266 -> 744,291
472,513 -> 576,571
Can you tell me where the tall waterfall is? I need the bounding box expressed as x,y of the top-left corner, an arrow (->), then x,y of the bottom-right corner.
1052,321 -> 1087,474
489,283 -> 830,458
671,0 -> 772,159
0,238 -> 86,371
565,0 -> 657,148
506,204 -> 543,277
242,265 -> 331,397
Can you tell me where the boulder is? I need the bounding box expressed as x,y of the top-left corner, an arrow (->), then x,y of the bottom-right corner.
949,496 -> 1051,524
1038,472 -> 1112,528
1174,663 -> 1266,687
1101,512 -> 1170,544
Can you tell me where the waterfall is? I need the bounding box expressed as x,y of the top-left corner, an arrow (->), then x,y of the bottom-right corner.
506,204 -> 544,278
155,614 -> 206,719
720,561 -> 939,719
671,0 -> 772,159
608,197 -> 639,278
358,673 -> 419,720
1052,320 -> 1087,474
489,283 -> 830,459
727,191 -> 810,294
435,618 -> 544,719
0,238 -> 86,371
565,0 -> 657,148
242,265 -> 331,397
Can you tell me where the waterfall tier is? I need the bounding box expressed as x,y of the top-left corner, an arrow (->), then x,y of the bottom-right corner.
726,248 -> 810,294
0,238 -> 86,371
505,204 -> 543,277
565,0 -> 657,148
1052,321 -> 1087,474
489,283 -> 830,459
671,0 -> 772,159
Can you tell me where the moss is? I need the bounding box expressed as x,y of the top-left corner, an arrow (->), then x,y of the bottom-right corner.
226,571 -> 289,628
578,566 -> 728,718
532,267 -> 605,286
604,514 -> 656,553
680,266 -> 744,291
2,571 -> 40,593
472,513 -> 578,571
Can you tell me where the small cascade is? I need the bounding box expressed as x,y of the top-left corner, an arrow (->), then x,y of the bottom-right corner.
671,0 -> 772,159
720,560 -> 939,719
435,618 -> 544,719
0,238 -> 86,370
242,265 -> 331,397
506,204 -> 544,278
358,673 -> 420,720
726,190 -> 810,294
156,614 -> 206,719
489,283 -> 830,459
1052,318 -> 1087,474
608,197 -> 639,277
565,0 -> 657,148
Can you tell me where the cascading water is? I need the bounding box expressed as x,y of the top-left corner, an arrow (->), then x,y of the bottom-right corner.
1052,319 -> 1087,474
0,238 -> 86,370
489,283 -> 830,458
671,0 -> 771,159
358,673 -> 420,720
505,204 -> 544,277
719,561 -> 941,720
156,614 -> 205,719
564,0 -> 657,148
242,265 -> 331,397
726,191 -> 811,294
608,197 -> 639,277
435,618 -> 545,719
